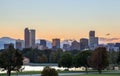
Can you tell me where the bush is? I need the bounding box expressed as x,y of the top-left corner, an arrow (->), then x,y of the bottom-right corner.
64,69 -> 69,71
41,66 -> 58,76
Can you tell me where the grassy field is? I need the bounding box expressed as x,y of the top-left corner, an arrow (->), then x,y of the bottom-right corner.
0,73 -> 120,76
0,70 -> 120,76
0,71 -> 40,75
61,73 -> 120,76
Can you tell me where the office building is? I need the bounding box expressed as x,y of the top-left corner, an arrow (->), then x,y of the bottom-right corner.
80,38 -> 88,50
107,43 -> 119,51
89,31 -> 95,38
4,43 -> 14,49
89,30 -> 99,50
40,39 -> 46,47
94,37 -> 99,46
63,44 -> 71,51
30,29 -> 35,47
16,39 -> 23,50
52,38 -> 60,50
107,43 -> 115,51
115,43 -> 120,50
24,28 -> 36,48
70,40 -> 80,50
24,28 -> 30,48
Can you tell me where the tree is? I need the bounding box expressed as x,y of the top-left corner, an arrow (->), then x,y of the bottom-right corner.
38,54 -> 48,63
55,49 -> 63,63
69,50 -> 80,55
22,48 -> 41,63
0,44 -> 23,76
89,47 -> 109,74
117,51 -> 120,65
41,66 -> 58,76
109,50 -> 118,70
44,49 -> 52,63
58,52 -> 73,70
73,50 -> 91,73
50,52 -> 57,63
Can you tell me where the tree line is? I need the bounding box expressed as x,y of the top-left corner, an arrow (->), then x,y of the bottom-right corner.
0,45 -> 120,75
21,47 -> 120,74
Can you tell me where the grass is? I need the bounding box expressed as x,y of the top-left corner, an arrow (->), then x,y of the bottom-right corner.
0,70 -> 120,76
61,73 -> 120,76
0,71 -> 41,75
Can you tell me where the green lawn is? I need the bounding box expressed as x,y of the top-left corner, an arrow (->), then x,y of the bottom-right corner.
0,73 -> 120,76
0,71 -> 120,76
62,73 -> 120,76
0,71 -> 40,75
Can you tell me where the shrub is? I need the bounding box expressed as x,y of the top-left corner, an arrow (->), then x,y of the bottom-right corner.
41,66 -> 58,76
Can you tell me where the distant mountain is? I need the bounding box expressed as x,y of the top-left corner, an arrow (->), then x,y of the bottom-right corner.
0,37 -> 16,49
0,37 -> 52,49
0,37 -> 16,42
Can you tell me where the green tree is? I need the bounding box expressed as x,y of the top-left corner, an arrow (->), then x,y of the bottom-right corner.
55,49 -> 63,62
117,51 -> 120,65
69,50 -> 80,55
22,48 -> 42,63
0,44 -> 23,76
58,52 -> 73,70
73,50 -> 91,73
89,47 -> 109,74
41,66 -> 58,76
44,49 -> 52,63
50,52 -> 57,63
109,50 -> 118,70
38,54 -> 48,63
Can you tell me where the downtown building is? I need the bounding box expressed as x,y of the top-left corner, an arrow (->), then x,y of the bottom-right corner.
40,39 -> 47,47
38,39 -> 48,50
24,28 -> 36,48
70,40 -> 80,50
89,30 -> 99,50
115,43 -> 120,50
4,43 -> 14,49
52,38 -> 60,50
16,39 -> 23,50
63,44 -> 71,51
107,43 -> 119,51
80,38 -> 89,50
30,29 -> 36,48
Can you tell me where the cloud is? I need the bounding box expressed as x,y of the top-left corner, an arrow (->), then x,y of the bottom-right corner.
99,37 -> 120,42
106,33 -> 110,36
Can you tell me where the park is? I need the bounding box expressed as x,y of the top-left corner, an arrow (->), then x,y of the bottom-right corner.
0,45 -> 120,76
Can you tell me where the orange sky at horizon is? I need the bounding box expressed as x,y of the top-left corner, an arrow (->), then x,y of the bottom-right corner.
0,26 -> 120,44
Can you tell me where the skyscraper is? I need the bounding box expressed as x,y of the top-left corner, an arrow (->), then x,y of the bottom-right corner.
30,29 -> 35,47
89,31 -> 95,38
52,38 -> 60,50
89,30 -> 98,50
80,38 -> 88,50
24,28 -> 36,48
94,37 -> 98,46
24,28 -> 30,48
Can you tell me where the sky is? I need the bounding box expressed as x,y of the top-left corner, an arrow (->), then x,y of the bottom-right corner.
0,0 -> 120,43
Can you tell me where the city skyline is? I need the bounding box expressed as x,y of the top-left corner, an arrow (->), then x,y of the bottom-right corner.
0,0 -> 120,43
